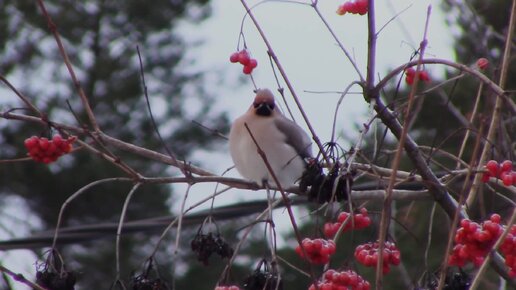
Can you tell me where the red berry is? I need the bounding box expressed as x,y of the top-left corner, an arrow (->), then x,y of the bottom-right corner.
501,171 -> 514,186
500,160 -> 513,173
490,213 -> 501,224
460,219 -> 470,228
24,136 -> 38,149
229,52 -> 239,63
347,2 -> 359,14
405,68 -> 415,84
355,0 -> 368,15
481,172 -> 491,183
248,58 -> 258,69
38,138 -> 50,150
486,160 -> 499,177
418,71 -> 431,82
323,223 -> 335,238
242,65 -> 253,75
337,212 -> 349,223
474,231 -> 492,242
405,67 -> 415,76
238,50 -> 250,65
336,4 -> 348,15
476,58 -> 489,70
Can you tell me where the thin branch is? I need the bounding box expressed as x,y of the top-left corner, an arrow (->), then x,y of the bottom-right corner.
312,4 -> 365,82
376,7 -> 432,289
456,82 -> 484,169
0,265 -> 47,290
239,0 -> 331,166
366,0 -> 378,92
242,122 -> 318,283
115,183 -> 142,279
466,0 -> 516,207
35,0 -> 100,131
52,178 -> 133,249
0,76 -> 42,116
373,59 -> 515,113
136,46 -> 187,178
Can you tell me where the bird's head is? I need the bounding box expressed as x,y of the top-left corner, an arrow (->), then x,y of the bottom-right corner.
253,89 -> 276,117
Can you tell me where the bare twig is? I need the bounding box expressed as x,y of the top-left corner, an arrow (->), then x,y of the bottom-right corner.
455,82 -> 484,169
115,183 -> 142,279
0,76 -> 42,116
52,178 -> 133,249
0,265 -> 47,290
35,0 -> 100,131
239,0 -> 331,166
465,0 -> 516,207
376,7 -> 432,289
312,4 -> 365,82
242,122 -> 318,284
373,59 -> 515,113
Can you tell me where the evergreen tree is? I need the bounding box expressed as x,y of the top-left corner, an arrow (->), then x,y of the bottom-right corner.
0,0 -> 228,288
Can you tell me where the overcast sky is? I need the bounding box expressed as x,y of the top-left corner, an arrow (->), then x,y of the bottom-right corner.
178,0 -> 454,209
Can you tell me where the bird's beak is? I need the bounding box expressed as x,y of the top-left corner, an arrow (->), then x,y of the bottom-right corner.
253,102 -> 275,116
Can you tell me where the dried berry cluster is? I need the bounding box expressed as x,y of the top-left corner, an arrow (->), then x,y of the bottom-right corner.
215,286 -> 240,290
404,67 -> 431,85
191,232 -> 233,265
354,241 -> 401,274
36,269 -> 77,290
448,214 -> 503,267
481,160 -> 515,186
243,260 -> 282,290
131,275 -> 168,290
308,269 -> 370,290
230,50 -> 258,74
336,0 -> 369,15
424,270 -> 471,290
24,135 -> 76,163
295,238 -> 337,265
323,207 -> 372,238
300,161 -> 353,203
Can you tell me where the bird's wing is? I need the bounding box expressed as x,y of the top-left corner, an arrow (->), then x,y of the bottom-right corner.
274,117 -> 313,159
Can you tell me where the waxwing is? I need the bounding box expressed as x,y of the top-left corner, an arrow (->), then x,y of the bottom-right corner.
229,88 -> 312,188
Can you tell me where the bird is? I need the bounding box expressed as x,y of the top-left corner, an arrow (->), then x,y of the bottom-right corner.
229,88 -> 312,189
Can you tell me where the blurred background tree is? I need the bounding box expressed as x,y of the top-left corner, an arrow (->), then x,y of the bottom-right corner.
0,0 -> 229,288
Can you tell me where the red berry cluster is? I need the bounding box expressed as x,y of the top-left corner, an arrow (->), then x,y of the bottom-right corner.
336,0 -> 368,15
309,269 -> 370,290
324,208 -> 372,238
24,135 -> 76,164
229,50 -> 258,75
448,214 -> 504,267
295,238 -> 336,264
404,67 -> 430,85
481,160 -> 515,186
501,225 -> 516,278
215,286 -> 240,290
354,241 -> 401,274
476,58 -> 489,70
